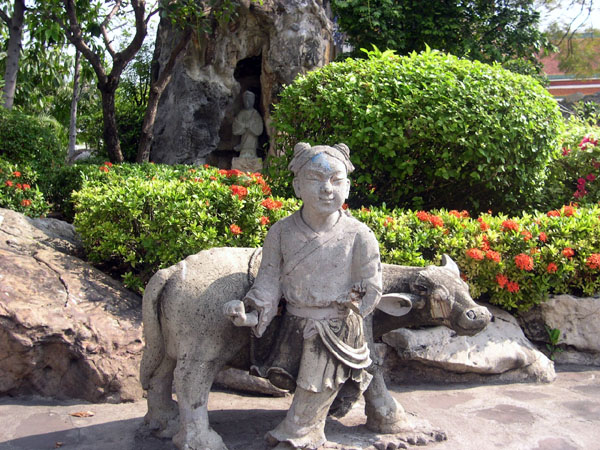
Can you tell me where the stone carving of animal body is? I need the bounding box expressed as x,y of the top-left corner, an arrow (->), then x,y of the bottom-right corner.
140,247 -> 491,449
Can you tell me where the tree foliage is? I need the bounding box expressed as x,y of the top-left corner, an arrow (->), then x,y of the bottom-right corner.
332,0 -> 550,67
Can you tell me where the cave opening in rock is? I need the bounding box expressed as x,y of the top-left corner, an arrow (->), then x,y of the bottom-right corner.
212,54 -> 269,168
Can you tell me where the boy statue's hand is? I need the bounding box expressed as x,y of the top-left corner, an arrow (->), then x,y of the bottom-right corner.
223,299 -> 259,327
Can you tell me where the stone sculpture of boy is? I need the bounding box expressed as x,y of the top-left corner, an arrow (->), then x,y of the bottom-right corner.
224,142 -> 382,449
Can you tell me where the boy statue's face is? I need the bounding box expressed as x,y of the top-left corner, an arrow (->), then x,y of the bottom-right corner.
293,152 -> 350,217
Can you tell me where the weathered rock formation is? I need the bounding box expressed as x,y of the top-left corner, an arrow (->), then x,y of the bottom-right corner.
381,306 -> 556,384
519,294 -> 600,366
0,208 -> 144,402
150,0 -> 333,165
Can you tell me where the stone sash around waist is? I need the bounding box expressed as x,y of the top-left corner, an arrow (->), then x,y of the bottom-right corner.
286,303 -> 350,320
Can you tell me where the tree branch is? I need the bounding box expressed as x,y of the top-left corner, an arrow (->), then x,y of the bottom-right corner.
0,9 -> 11,26
111,0 -> 147,78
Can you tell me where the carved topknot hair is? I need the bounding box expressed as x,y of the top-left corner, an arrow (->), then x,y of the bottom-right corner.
288,142 -> 355,176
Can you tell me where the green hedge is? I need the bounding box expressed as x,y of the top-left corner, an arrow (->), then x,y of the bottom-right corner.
72,163 -> 599,310
0,108 -> 66,175
269,47 -> 564,214
73,163 -> 298,292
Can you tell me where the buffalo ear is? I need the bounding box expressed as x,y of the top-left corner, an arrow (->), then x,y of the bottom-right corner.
441,254 -> 460,276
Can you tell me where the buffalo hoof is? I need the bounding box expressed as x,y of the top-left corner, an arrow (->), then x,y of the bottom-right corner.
371,414 -> 447,449
172,427 -> 227,450
144,400 -> 179,438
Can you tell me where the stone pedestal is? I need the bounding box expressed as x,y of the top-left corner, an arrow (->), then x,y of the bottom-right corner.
232,156 -> 263,173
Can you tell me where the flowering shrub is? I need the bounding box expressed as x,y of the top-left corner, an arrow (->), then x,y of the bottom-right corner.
355,204 -> 600,311
73,163 -> 299,292
0,157 -> 49,217
542,117 -> 600,209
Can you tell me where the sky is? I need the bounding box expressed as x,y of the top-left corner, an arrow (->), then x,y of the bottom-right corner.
537,1 -> 600,31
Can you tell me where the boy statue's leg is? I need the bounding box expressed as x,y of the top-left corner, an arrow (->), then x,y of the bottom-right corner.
266,386 -> 339,449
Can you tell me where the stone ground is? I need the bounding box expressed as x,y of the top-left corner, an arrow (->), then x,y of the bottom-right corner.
0,365 -> 598,450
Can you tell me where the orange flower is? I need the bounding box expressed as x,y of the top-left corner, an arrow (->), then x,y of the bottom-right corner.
227,169 -> 244,177
586,254 -> 600,270
466,248 -> 485,260
416,211 -> 430,222
501,219 -> 519,232
12,171 -> 21,177
514,253 -> 534,271
477,217 -> 490,231
429,215 -> 444,228
5,180 -> 13,187
210,176 -> 217,181
260,216 -> 270,226
230,224 -> 242,235
485,250 -> 501,263
20,199 -> 32,207
547,210 -> 560,217
261,184 -> 272,195
22,183 -> 30,190
16,183 -> 22,190
218,169 -> 228,176
562,247 -> 575,259
384,216 -> 394,227
506,281 -> 520,293
539,232 -> 547,242
261,198 -> 283,210
561,205 -> 576,217
496,274 -> 508,288
521,230 -> 532,241
230,184 -> 248,200
204,164 -> 210,168
99,166 -> 109,173
546,262 -> 558,273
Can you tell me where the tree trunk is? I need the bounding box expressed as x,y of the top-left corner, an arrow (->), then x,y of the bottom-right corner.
1,0 -> 26,110
67,50 -> 81,163
136,29 -> 192,163
100,87 -> 124,163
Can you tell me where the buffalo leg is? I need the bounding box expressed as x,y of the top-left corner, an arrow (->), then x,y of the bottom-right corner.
364,368 -> 409,433
144,355 -> 179,438
172,358 -> 227,450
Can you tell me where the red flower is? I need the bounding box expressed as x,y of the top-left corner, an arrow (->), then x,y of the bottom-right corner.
478,217 -> 490,231
429,215 -> 444,228
5,180 -> 13,187
586,254 -> 600,270
547,210 -> 560,217
12,171 -> 21,177
521,230 -> 532,241
261,184 -> 272,195
496,274 -> 508,288
384,216 -> 394,227
261,198 -> 283,210
562,147 -> 572,156
230,224 -> 242,235
562,247 -> 575,259
204,164 -> 210,168
562,205 -> 576,217
230,184 -> 248,200
539,232 -> 547,242
218,169 -> 228,176
506,281 -> 520,293
485,250 -> 501,263
466,248 -> 485,260
210,176 -> 217,181
342,203 -> 349,210
20,199 -> 32,207
416,211 -> 430,222
22,183 -> 30,190
104,161 -> 113,167
260,216 -> 270,226
99,166 -> 109,173
586,174 -> 596,182
546,262 -> 558,273
16,183 -> 22,190
501,219 -> 519,232
515,253 -> 534,271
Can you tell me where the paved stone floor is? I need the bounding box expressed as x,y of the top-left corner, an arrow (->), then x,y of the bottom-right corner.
0,365 -> 598,450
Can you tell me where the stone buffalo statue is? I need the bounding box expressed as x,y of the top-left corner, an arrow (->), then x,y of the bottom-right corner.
140,247 -> 491,449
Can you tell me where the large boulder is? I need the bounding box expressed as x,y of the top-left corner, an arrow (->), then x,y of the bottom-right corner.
150,0 -> 333,165
381,306 -> 556,384
0,208 -> 143,402
519,294 -> 600,366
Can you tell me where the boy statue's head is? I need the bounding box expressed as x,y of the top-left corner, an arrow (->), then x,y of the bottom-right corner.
288,142 -> 354,216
